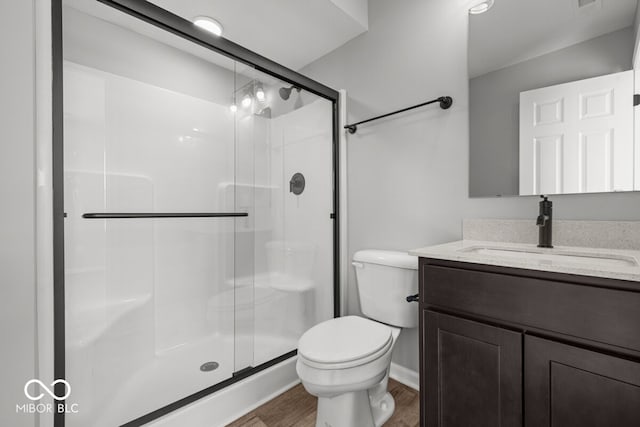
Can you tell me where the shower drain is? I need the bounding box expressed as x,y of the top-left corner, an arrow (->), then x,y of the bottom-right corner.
200,361 -> 219,372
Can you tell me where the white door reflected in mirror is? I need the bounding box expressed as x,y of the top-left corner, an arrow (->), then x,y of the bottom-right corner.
519,70 -> 635,195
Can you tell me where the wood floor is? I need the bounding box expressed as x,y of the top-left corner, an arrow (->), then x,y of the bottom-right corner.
226,379 -> 419,427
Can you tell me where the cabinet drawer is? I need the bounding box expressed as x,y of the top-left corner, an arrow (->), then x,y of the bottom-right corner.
423,264 -> 640,352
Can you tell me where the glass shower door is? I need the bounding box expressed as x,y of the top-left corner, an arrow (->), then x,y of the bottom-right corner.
62,3 -> 244,425
233,66 -> 336,368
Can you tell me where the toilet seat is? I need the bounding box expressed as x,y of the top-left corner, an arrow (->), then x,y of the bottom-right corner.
298,316 -> 393,370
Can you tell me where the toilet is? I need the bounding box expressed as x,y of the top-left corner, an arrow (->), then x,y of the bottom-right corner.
296,250 -> 418,427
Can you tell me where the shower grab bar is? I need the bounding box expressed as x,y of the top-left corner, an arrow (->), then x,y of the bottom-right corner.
81,212 -> 248,219
343,96 -> 453,134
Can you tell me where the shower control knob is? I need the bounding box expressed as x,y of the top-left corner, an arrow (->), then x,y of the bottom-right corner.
289,172 -> 306,195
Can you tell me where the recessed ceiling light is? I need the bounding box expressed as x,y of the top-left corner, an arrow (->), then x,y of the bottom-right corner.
193,16 -> 223,36
469,0 -> 495,14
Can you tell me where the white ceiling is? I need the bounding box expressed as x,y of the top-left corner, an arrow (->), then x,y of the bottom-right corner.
469,0 -> 638,78
149,0 -> 369,70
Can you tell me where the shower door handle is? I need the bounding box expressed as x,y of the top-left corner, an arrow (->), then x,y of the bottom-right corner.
81,212 -> 249,219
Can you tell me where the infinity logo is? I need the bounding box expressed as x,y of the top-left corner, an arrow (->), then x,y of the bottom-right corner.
24,379 -> 71,401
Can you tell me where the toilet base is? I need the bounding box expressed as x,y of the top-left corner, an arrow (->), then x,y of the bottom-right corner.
370,391 -> 395,427
315,389 -> 395,427
368,368 -> 395,426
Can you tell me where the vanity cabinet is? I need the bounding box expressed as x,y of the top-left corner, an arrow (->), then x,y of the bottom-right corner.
419,258 -> 640,427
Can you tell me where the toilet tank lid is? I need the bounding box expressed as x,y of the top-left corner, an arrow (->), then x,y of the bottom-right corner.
353,250 -> 418,270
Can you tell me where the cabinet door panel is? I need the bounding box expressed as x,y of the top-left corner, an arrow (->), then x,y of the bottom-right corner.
525,335 -> 640,427
423,311 -> 522,427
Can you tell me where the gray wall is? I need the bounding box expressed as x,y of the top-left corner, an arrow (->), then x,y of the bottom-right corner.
0,0 -> 37,425
469,27 -> 635,197
302,0 -> 640,373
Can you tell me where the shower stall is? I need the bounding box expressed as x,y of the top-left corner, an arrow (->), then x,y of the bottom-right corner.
53,1 -> 339,426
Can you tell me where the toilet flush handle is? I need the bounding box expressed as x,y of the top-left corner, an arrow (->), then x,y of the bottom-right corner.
406,294 -> 419,303
351,261 -> 364,269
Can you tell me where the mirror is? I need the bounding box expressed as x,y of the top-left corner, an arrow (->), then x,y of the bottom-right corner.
468,0 -> 639,197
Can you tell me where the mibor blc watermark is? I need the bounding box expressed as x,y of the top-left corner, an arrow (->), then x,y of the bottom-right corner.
16,379 -> 79,414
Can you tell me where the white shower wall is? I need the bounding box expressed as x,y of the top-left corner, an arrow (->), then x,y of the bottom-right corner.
269,99 -> 334,324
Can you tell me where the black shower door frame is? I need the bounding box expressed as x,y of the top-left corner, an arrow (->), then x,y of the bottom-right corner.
51,1 -> 341,425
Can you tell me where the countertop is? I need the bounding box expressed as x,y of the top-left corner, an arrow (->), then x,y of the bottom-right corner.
409,240 -> 640,282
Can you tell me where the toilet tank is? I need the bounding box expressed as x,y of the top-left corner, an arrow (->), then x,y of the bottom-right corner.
352,250 -> 419,328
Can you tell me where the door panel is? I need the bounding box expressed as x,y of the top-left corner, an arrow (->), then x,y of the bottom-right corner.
525,335 -> 640,427
424,311 -> 522,427
520,70 -> 634,195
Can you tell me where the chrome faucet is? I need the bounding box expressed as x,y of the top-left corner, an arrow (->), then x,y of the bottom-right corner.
536,195 -> 553,248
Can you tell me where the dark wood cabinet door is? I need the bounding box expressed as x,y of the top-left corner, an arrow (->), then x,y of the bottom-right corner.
423,311 -> 522,427
525,335 -> 640,427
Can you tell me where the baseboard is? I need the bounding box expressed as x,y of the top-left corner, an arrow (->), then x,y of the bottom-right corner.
389,362 -> 419,391
149,357 -> 300,427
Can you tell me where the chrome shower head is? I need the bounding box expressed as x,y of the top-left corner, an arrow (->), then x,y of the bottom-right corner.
279,86 -> 292,100
279,85 -> 301,100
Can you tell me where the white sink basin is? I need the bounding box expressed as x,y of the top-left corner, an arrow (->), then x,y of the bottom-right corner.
458,245 -> 639,268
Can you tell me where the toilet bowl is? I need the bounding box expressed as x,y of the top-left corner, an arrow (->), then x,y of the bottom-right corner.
296,250 -> 418,427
